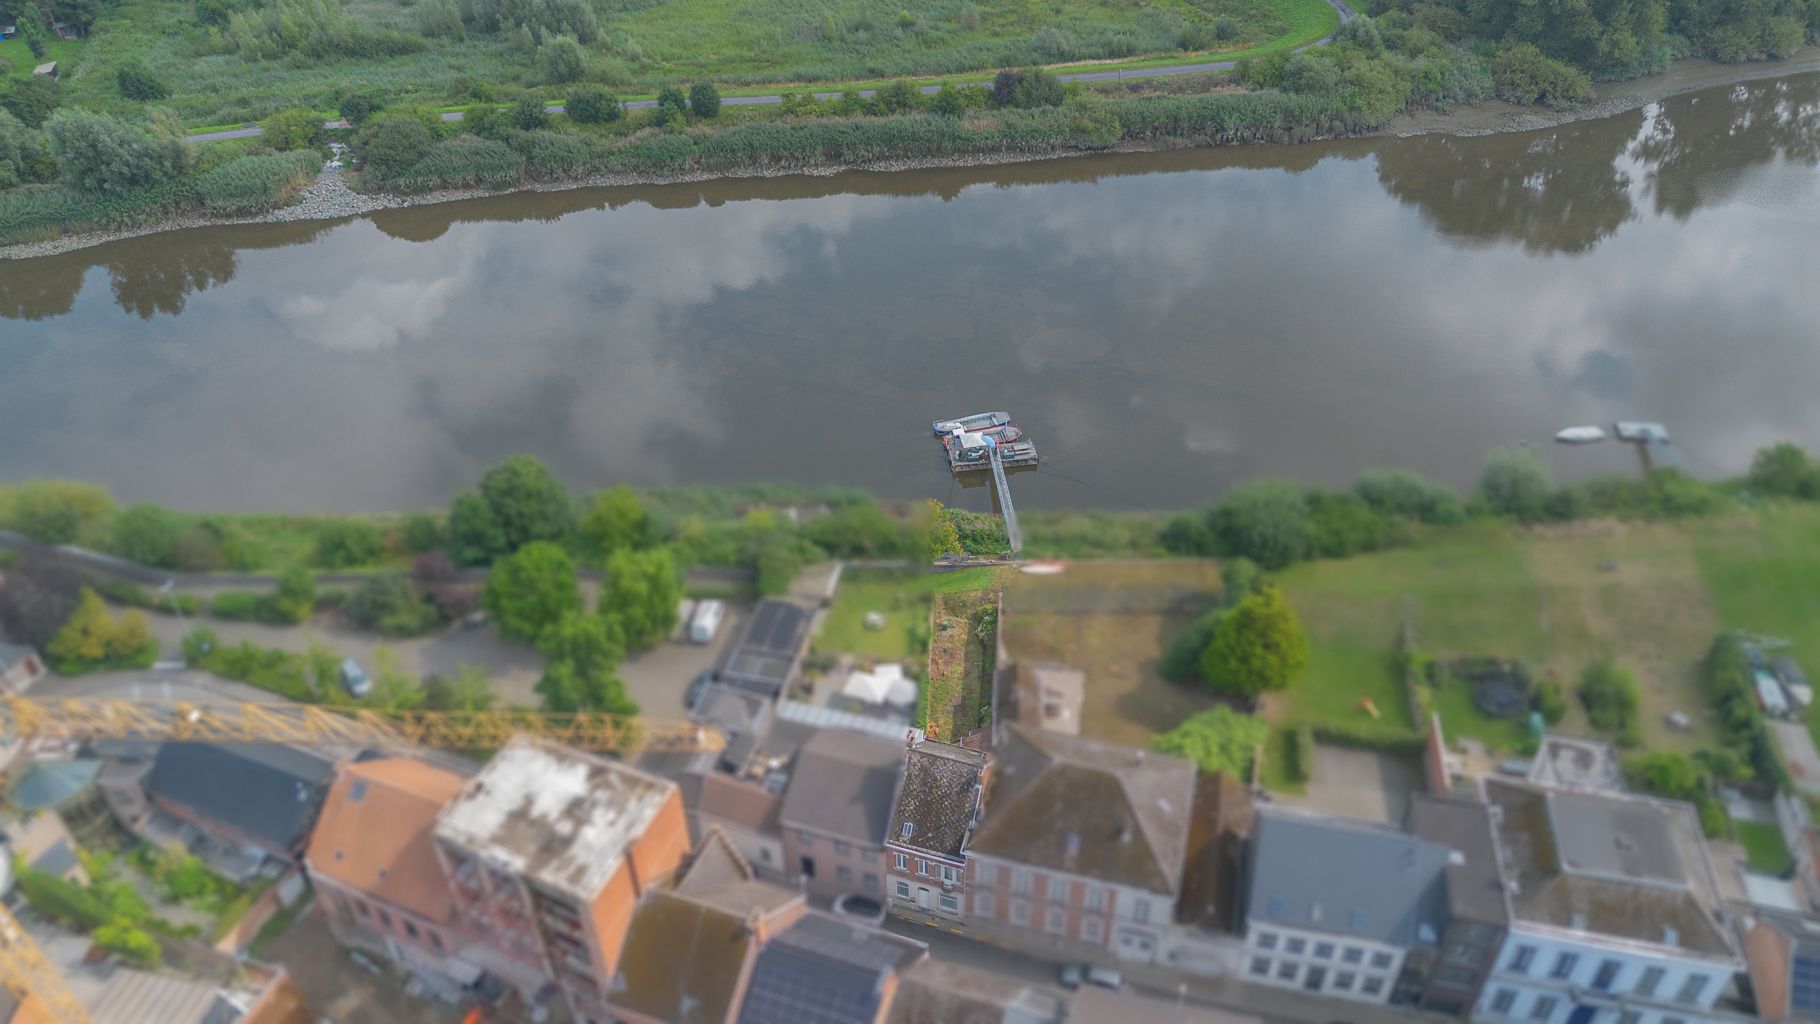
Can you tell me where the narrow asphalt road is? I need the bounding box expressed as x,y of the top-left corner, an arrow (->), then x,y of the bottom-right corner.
185,0 -> 1353,144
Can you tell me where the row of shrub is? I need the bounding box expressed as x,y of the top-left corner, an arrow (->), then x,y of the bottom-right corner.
91,579 -> 203,616
1704,632 -> 1793,788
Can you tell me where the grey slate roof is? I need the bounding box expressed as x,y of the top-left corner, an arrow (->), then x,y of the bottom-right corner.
1244,810 -> 1451,948
720,600 -> 810,696
147,743 -> 335,853
736,910 -> 925,1024
968,725 -> 1196,895
1407,794 -> 1508,926
779,729 -> 903,844
888,739 -> 987,860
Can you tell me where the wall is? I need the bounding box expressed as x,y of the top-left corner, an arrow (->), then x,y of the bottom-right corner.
692,808 -> 786,881
963,854 -> 1175,964
312,873 -> 465,978
1241,920 -> 1407,1003
1475,928 -> 1737,1024
782,824 -> 885,898
625,791 -> 691,894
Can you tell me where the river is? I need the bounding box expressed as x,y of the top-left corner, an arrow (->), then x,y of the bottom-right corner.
4,72 -> 1819,515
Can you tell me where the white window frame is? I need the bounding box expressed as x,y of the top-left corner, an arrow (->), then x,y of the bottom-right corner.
1045,907 -> 1066,934
1133,900 -> 1150,924
1009,899 -> 1030,926
939,892 -> 959,913
974,891 -> 995,916
894,880 -> 910,899
939,864 -> 959,884
1011,868 -> 1032,894
1082,916 -> 1103,943
1084,884 -> 1105,912
894,853 -> 908,871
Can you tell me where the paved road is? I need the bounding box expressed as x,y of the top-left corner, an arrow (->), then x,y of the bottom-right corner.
183,0 -> 1354,144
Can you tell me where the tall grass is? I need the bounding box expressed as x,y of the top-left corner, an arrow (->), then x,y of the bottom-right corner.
0,152 -> 322,243
192,150 -> 322,214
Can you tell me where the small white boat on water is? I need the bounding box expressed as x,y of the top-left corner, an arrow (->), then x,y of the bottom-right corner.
1555,425 -> 1606,445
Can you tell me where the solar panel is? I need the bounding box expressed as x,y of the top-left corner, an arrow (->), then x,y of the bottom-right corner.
1791,956 -> 1820,1010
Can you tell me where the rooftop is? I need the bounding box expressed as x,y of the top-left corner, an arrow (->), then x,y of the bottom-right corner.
8,759 -> 101,813
1006,663 -> 1083,736
307,757 -> 468,925
608,890 -> 760,1024
1175,773 -> 1255,932
720,600 -> 811,696
146,743 -> 335,853
1526,733 -> 1624,793
435,739 -> 676,899
1482,777 -> 1738,962
888,739 -> 987,861
0,642 -> 37,670
736,910 -> 926,1024
87,969 -> 228,1024
779,730 -> 903,845
1244,810 -> 1452,948
885,959 -> 1064,1024
1407,794 -> 1508,925
969,725 -> 1195,895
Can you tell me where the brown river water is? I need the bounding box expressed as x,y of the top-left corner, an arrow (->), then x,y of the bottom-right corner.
3,72 -> 1818,514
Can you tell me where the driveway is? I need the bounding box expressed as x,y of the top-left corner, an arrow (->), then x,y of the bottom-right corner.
1276,744 -> 1422,825
619,602 -> 749,717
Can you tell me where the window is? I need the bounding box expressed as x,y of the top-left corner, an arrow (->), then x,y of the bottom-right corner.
1529,996 -> 1557,1021
377,909 -> 393,929
939,892 -> 959,913
1045,907 -> 1066,934
1549,953 -> 1578,980
354,900 -> 370,919
760,848 -> 773,864
1257,931 -> 1279,951
1342,946 -> 1363,965
837,866 -> 853,885
797,830 -> 814,846
900,822 -> 914,839
1012,868 -> 1032,894
863,873 -> 878,892
940,865 -> 960,884
975,892 -> 995,916
1304,966 -> 1327,992
1490,989 -> 1516,1015
1592,959 -> 1621,992
1010,900 -> 1030,926
833,840 -> 850,856
429,931 -> 443,952
1635,966 -> 1664,998
894,853 -> 909,871
1508,945 -> 1536,974
1082,917 -> 1103,943
1251,957 -> 1271,977
895,880 -> 911,899
404,921 -> 419,940
1277,961 -> 1299,982
1134,900 -> 1151,924
917,859 -> 931,877
1084,885 -> 1105,912
862,847 -> 878,863
1617,1013 -> 1641,1024
1676,975 -> 1709,1005
1370,951 -> 1394,970
1285,937 -> 1307,955
1361,977 -> 1384,996
1314,942 -> 1335,960
1334,972 -> 1356,992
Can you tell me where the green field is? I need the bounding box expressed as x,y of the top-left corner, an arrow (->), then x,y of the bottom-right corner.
0,35 -> 84,77
42,0 -> 1335,125
815,567 -> 1001,661
1735,819 -> 1795,875
1273,506 -> 1820,758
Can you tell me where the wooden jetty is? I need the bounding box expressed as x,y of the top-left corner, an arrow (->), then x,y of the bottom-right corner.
935,414 -> 1037,559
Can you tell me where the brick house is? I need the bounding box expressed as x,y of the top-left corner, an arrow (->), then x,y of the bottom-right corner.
778,729 -> 903,900
883,737 -> 988,920
145,742 -> 335,869
434,739 -> 691,1024
1742,910 -> 1820,1023
305,757 -> 476,997
964,725 -> 1194,964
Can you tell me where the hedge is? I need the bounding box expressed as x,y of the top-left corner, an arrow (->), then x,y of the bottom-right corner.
1309,720 -> 1427,754
1287,725 -> 1315,782
92,579 -> 202,616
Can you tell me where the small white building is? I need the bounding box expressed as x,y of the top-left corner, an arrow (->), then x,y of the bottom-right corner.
1473,778 -> 1745,1024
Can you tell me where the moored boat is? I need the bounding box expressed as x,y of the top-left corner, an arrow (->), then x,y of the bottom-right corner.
932,411 -> 1010,436
1555,425 -> 1606,445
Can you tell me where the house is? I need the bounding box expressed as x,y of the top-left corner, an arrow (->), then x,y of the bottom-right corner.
4,810 -> 90,885
434,739 -> 691,1024
305,757 -> 479,1000
883,737 -> 988,922
144,743 -> 335,871
606,829 -> 805,1024
1405,793 -> 1509,1015
965,726 -> 1194,965
779,729 -> 904,900
1473,777 -> 1745,1024
85,959 -> 309,1024
1526,734 -> 1624,793
1174,772 -> 1255,934
736,907 -> 926,1024
1002,663 -> 1083,736
1238,809 -> 1452,1004
1741,911 -> 1820,1023
0,643 -> 45,693
694,771 -> 787,880
7,758 -> 111,847
884,959 -> 1065,1024
717,600 -> 812,700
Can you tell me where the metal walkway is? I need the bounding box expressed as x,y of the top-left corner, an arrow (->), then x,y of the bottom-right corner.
989,446 -> 1022,559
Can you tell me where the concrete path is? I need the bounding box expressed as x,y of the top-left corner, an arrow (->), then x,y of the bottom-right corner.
182,0 -> 1354,144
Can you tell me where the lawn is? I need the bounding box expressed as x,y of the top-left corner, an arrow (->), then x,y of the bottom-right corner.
1735,819 -> 1794,875
0,35 -> 83,78
815,567 -> 1000,662
924,588 -> 996,741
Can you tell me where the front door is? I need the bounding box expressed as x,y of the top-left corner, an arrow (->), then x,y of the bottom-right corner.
916,886 -> 933,909
800,856 -> 815,878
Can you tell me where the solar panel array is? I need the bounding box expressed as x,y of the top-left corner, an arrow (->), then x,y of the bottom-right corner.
1792,955 -> 1820,1011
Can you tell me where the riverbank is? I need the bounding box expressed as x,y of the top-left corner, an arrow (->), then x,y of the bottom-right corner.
5,50 -> 1816,261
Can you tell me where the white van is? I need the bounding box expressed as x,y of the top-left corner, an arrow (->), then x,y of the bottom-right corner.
688,600 -> 726,645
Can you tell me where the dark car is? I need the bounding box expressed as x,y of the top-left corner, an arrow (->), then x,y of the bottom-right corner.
685,669 -> 716,712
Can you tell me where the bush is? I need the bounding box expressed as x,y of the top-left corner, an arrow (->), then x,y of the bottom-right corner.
1749,442 -> 1819,498
1492,43 -> 1594,109
1281,53 -> 1343,94
261,108 -> 326,151
271,565 -> 316,624
689,81 -> 722,119
656,85 -> 689,124
1287,725 -> 1316,782
312,520 -> 384,568
1209,480 -> 1311,570
1309,720 -> 1426,753
1153,706 -> 1268,776
1,74 -> 61,129
1577,657 -> 1640,733
116,64 -> 171,102
91,580 -> 200,616
930,84 -> 965,117
338,90 -> 386,126
1478,444 -> 1552,520
355,115 -> 435,182
45,109 -> 188,198
539,34 -> 587,84
16,868 -> 111,930
990,68 -> 1065,109
566,87 -> 619,124
344,571 -> 439,635
1353,469 -> 1462,523
46,589 -> 158,674
111,503 -> 183,568
875,79 -> 921,114
1532,677 -> 1567,724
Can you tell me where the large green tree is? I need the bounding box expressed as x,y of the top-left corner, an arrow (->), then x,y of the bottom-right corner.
1577,656 -> 1640,734
1199,584 -> 1308,697
111,503 -> 182,568
577,484 -> 646,562
481,540 -> 580,642
1209,480 -> 1311,570
1153,706 -> 1270,776
598,547 -> 681,649
1749,442 -> 1818,497
1477,443 -> 1553,520
448,454 -> 573,565
536,611 -> 637,714
44,108 -> 187,197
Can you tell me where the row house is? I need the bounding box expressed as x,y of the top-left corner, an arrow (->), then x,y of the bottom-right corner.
433,739 -> 692,1024
884,737 -> 988,920
778,729 -> 903,901
144,742 -> 336,873
304,757 -> 476,998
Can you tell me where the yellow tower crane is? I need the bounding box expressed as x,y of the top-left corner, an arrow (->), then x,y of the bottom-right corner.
0,695 -> 724,1022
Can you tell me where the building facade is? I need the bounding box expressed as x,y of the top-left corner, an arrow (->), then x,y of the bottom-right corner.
778,729 -> 902,900
883,738 -> 987,921
1407,794 -> 1510,1015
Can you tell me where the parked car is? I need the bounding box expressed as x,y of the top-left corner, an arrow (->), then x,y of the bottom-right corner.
340,658 -> 371,699
688,600 -> 726,645
685,669 -> 716,712
831,893 -> 886,925
1058,963 -> 1122,991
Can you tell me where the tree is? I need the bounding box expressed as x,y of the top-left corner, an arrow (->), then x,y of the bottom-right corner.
312,520 -> 383,568
802,500 -> 911,558
364,648 -> 425,709
538,34 -> 586,83
1353,469 -> 1462,523
1154,706 -> 1269,776
566,87 -> 619,124
338,90 -> 386,126
482,541 -> 580,642
447,491 -> 506,566
1477,444 -> 1553,520
111,503 -> 182,568
44,109 -> 187,197
598,547 -> 681,649
990,67 -> 1064,108
1280,52 -> 1342,94
1492,43 -> 1594,109
1221,557 -> 1262,605
921,499 -> 963,561
1199,584 -> 1307,697
424,663 -> 497,711
0,109 -> 28,189
1160,607 -> 1223,684
15,868 -> 111,930
874,79 -> 920,113
1577,657 -> 1640,734
271,565 -> 316,624
655,85 -> 689,123
1159,512 -> 1215,556
1533,677 -> 1568,724
402,514 -> 446,552
930,83 -> 964,116
1626,750 -> 1702,798
1,74 -> 61,128
344,571 -> 429,633
1750,442 -> 1818,498
115,63 -> 170,101
475,454 -> 574,554
93,919 -> 160,967
4,479 -> 115,543
46,588 -> 155,672
511,95 -> 550,130
411,550 -> 455,585
355,114 -> 434,181
261,107 -> 326,151
688,81 -> 721,118
536,611 -> 637,713
577,485 -> 646,561
1209,480 -> 1311,570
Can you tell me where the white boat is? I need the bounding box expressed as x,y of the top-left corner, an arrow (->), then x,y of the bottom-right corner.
932,411 -> 1009,436
1554,425 -> 1606,445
